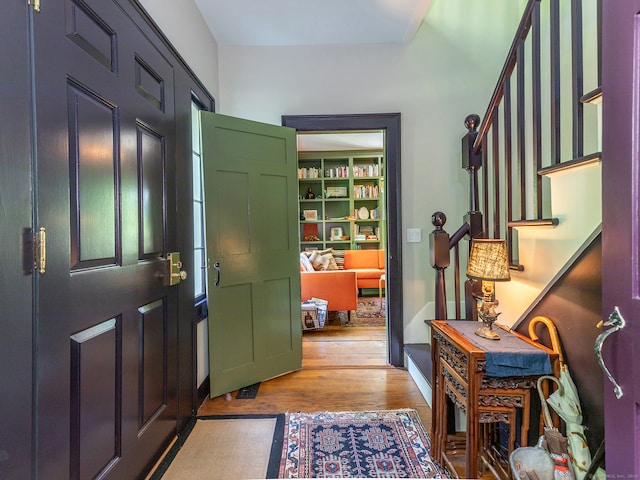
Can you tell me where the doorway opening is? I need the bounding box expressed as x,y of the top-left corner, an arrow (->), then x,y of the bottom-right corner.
282,113 -> 403,367
297,131 -> 387,335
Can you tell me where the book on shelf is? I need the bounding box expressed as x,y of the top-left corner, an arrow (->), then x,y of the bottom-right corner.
353,184 -> 379,199
298,167 -> 320,178
325,166 -> 349,178
352,164 -> 380,177
359,225 -> 374,236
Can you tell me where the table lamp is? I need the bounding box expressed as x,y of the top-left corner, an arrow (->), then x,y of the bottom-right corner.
466,238 -> 511,340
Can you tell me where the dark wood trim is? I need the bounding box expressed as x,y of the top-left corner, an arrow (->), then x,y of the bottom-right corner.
482,142 -> 489,235
551,0 -> 561,164
507,218 -> 560,227
504,77 -> 516,265
532,2 -> 543,219
517,41 -> 527,221
282,113 -> 404,367
491,106 -> 500,238
572,0 -> 585,160
473,0 -> 541,153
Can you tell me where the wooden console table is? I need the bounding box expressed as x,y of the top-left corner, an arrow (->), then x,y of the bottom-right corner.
430,320 -> 558,478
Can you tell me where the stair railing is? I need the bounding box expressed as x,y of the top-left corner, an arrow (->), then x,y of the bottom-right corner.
431,0 -> 601,320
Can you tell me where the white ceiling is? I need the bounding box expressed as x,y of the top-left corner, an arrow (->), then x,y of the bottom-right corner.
193,0 -> 433,47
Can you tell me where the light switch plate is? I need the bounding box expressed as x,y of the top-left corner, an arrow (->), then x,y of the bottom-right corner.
407,228 -> 421,243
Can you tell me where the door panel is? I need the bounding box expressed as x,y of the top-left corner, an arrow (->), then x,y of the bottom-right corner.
68,80 -> 119,268
34,0 -> 178,477
601,0 -> 640,474
69,318 -> 119,480
201,113 -> 302,398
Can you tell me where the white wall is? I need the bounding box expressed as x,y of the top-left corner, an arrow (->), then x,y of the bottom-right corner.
498,164 -> 602,326
139,0 -> 602,368
216,0 -> 525,343
139,0 -> 220,98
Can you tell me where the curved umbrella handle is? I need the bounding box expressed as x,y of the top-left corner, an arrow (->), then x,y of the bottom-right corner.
529,315 -> 564,364
537,375 -> 563,428
594,306 -> 626,399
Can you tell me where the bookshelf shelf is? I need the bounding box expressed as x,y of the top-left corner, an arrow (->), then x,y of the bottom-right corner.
298,151 -> 385,251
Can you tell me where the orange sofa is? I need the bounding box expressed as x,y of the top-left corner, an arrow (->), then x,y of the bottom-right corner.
343,249 -> 386,289
300,270 -> 358,312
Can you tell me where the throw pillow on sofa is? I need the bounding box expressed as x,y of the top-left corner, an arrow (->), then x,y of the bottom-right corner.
300,252 -> 314,272
317,248 -> 339,270
308,250 -> 330,270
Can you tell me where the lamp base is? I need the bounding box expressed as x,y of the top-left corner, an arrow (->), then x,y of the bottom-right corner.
475,288 -> 501,340
475,324 -> 500,340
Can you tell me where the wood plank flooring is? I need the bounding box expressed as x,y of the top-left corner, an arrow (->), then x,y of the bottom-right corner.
197,325 -> 433,431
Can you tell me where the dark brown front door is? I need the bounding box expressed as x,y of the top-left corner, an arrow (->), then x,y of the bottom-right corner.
0,2 -> 35,479
33,0 -> 179,477
602,0 -> 640,474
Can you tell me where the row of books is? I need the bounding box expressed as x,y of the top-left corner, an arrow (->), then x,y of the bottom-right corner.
325,166 -> 350,178
353,224 -> 380,240
299,165 -> 382,179
353,184 -> 379,199
353,164 -> 382,177
298,167 -> 321,178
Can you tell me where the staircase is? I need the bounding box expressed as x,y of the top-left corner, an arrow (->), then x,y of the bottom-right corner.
406,0 -> 603,414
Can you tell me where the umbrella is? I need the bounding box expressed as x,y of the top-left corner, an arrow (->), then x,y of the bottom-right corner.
528,317 -> 593,480
537,375 -> 575,480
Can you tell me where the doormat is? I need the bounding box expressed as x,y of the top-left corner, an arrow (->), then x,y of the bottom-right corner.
236,382 -> 261,399
278,409 -> 449,478
149,414 -> 284,479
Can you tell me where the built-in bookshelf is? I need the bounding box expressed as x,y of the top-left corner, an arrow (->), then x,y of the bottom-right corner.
298,151 -> 385,251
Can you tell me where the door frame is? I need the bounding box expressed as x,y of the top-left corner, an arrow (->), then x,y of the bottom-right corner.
282,113 -> 403,366
601,0 -> 640,472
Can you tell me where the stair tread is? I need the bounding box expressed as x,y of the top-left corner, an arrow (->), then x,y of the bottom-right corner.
404,343 -> 432,383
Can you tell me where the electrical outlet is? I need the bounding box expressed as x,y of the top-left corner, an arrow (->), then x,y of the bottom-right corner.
407,228 -> 421,243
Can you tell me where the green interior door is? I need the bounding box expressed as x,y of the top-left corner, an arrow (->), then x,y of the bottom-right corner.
201,112 -> 302,398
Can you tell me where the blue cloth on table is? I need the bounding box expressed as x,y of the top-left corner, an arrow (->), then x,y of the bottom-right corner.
446,321 -> 552,377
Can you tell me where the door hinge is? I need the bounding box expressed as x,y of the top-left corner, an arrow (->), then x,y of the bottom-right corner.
28,0 -> 41,12
34,227 -> 46,274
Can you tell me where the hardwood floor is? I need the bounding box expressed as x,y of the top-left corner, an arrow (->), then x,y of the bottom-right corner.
197,324 -> 433,432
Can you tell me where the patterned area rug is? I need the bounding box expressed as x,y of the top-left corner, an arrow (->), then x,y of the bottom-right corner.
356,297 -> 386,318
326,297 -> 386,326
278,409 -> 448,478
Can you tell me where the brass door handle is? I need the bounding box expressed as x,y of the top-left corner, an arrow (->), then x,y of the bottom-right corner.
167,252 -> 187,286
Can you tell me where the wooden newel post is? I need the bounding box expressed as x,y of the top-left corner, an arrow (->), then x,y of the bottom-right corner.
430,211 -> 450,320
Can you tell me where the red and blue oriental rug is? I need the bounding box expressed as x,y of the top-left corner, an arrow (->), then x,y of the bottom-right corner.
278,409 -> 448,478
